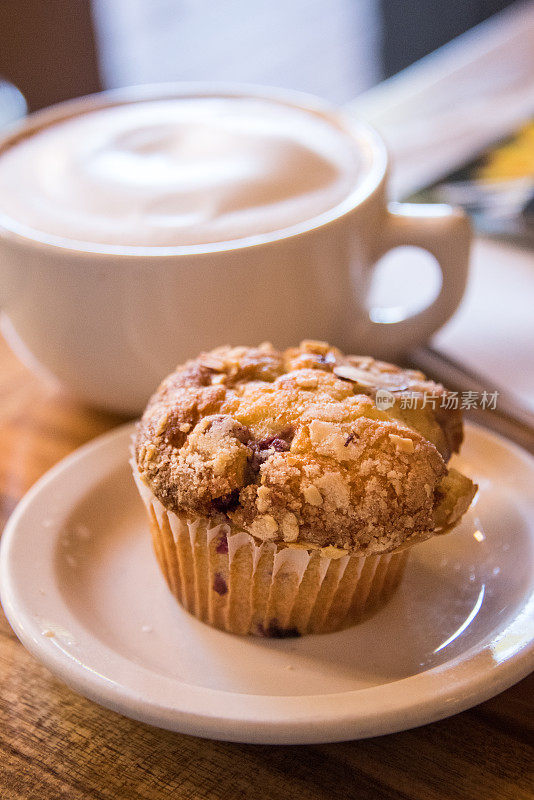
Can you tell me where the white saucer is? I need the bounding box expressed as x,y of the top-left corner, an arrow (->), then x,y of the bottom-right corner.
1,422 -> 533,744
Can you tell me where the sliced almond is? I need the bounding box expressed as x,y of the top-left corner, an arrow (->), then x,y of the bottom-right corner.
281,512 -> 299,542
303,484 -> 323,506
333,365 -> 376,387
249,515 -> 278,541
296,375 -> 318,389
389,433 -> 415,453
199,355 -> 226,371
256,485 -> 271,513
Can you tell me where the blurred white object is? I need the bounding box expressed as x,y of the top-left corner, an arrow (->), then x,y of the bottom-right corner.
91,0 -> 380,105
344,2 -> 534,414
0,79 -> 26,128
0,85 -> 469,413
348,2 -> 534,199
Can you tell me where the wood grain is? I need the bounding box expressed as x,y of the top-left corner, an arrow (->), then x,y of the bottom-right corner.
0,336 -> 533,800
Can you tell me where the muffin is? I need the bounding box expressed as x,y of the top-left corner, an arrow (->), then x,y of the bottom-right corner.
133,340 -> 476,636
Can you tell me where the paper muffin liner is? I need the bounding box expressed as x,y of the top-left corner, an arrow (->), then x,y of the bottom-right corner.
133,467 -> 408,637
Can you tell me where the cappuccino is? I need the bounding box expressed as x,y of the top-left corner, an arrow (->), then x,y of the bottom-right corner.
0,95 -> 362,248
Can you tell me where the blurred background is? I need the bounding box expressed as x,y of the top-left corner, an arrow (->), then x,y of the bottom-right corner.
0,0 -> 532,419
0,0 -> 516,115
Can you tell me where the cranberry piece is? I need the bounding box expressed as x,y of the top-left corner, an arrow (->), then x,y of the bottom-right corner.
212,489 -> 240,513
213,573 -> 227,596
257,436 -> 290,452
247,426 -> 295,473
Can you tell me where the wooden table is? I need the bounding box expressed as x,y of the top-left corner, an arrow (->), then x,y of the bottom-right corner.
1,6 -> 534,799
0,336 -> 532,797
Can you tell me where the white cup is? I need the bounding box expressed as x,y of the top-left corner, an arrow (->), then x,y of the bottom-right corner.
0,85 -> 470,415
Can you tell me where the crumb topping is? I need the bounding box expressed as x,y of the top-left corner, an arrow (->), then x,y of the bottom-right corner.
135,341 -> 476,555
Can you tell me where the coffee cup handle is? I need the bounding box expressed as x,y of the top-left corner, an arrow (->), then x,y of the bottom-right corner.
366,202 -> 471,356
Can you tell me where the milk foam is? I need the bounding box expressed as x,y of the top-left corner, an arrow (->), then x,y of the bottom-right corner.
0,96 -> 361,247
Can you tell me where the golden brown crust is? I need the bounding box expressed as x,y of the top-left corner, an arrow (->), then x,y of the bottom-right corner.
135,341 -> 476,555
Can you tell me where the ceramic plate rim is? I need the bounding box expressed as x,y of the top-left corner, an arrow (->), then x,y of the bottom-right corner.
1,421 -> 533,744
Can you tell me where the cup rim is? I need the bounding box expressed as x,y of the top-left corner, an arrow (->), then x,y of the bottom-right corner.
0,82 -> 388,258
